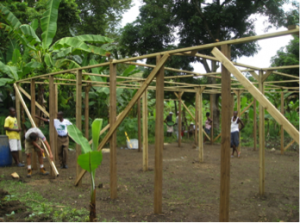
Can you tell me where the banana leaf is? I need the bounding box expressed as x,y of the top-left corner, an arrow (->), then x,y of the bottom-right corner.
0,4 -> 22,30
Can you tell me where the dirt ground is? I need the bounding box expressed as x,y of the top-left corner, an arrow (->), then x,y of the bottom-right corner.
0,142 -> 299,222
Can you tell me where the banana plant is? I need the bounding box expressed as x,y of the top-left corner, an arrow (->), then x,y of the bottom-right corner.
67,119 -> 103,222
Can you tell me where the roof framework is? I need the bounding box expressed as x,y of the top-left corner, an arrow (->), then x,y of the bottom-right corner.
14,27 -> 299,221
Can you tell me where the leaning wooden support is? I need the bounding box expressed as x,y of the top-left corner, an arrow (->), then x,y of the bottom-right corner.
74,53 -> 170,186
284,140 -> 295,151
14,84 -> 59,177
49,75 -> 57,177
212,47 -> 299,144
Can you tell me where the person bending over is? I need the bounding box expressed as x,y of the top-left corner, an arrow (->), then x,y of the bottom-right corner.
4,107 -> 24,167
36,111 -> 72,169
25,127 -> 53,177
231,111 -> 245,158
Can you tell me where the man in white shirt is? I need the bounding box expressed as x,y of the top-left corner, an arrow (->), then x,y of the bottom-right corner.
36,111 -> 72,169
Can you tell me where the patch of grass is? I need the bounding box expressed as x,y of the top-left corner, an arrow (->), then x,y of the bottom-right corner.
0,180 -> 89,222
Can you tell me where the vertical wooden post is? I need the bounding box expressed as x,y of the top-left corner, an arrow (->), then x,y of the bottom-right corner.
210,94 -> 214,145
31,80 -> 38,170
110,62 -> 117,199
230,94 -> 234,116
85,85 -> 90,139
142,91 -> 148,171
54,84 -> 58,160
196,88 -> 204,162
137,97 -> 142,152
49,75 -> 56,177
76,70 -> 83,185
178,92 -> 182,147
194,92 -> 198,145
280,91 -> 284,154
236,90 -> 241,153
253,98 -> 257,151
219,44 -> 231,222
15,85 -> 22,159
259,71 -> 265,196
154,55 -> 164,214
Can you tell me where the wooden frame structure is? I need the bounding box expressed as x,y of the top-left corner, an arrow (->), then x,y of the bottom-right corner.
15,28 -> 299,221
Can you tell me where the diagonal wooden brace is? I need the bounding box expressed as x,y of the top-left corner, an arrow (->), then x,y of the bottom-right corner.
74,53 -> 170,186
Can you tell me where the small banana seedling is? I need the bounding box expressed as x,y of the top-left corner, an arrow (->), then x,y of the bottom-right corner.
67,119 -> 103,222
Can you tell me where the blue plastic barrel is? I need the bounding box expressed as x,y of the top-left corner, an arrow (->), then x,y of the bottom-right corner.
0,135 -> 12,167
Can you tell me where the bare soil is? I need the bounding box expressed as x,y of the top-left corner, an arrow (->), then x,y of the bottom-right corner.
0,142 -> 299,222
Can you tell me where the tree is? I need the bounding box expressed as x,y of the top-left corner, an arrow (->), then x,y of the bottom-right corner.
74,0 -> 132,38
119,0 -> 289,130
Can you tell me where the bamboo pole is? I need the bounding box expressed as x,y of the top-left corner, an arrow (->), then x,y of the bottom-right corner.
281,91 -> 284,154
219,44 -> 231,222
49,75 -> 56,177
14,84 -> 59,176
142,91 -> 148,171
110,62 -> 117,199
138,97 -> 142,152
76,70 -> 83,185
154,55 -> 164,214
31,80 -> 38,170
253,99 -> 257,151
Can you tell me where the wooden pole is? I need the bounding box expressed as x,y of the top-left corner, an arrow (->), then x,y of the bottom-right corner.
54,84 -> 58,160
236,90 -> 241,153
15,85 -> 22,159
49,75 -> 56,177
178,92 -> 182,147
31,80 -> 38,170
280,91 -> 284,154
142,91 -> 148,171
258,71 -> 265,196
76,70 -> 83,185
210,94 -> 214,145
137,97 -> 142,152
253,98 -> 257,151
219,44 -> 231,222
154,55 -> 164,214
196,87 -> 204,162
85,85 -> 90,139
110,62 -> 117,199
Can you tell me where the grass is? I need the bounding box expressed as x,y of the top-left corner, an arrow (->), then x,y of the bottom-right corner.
0,180 -> 89,222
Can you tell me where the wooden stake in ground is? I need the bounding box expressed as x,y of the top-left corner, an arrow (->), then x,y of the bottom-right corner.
110,62 -> 117,199
31,80 -> 38,170
280,91 -> 284,154
138,97 -> 142,152
143,91 -> 148,171
258,71 -> 265,196
154,55 -> 164,214
218,44 -> 231,222
253,98 -> 257,151
49,75 -> 56,177
76,70 -> 83,185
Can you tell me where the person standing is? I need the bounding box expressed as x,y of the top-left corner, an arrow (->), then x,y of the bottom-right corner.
25,127 -> 53,177
231,111 -> 245,158
204,112 -> 213,143
4,108 -> 25,167
36,111 -> 72,169
164,112 -> 174,137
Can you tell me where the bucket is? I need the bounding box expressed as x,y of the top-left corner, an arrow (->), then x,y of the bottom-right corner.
126,139 -> 139,149
0,135 -> 12,167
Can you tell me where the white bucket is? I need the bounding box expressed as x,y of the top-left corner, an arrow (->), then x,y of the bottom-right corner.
126,139 -> 138,149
